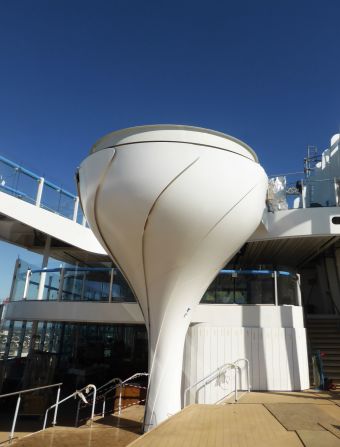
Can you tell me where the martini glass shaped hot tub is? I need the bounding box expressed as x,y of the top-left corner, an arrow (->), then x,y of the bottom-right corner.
77,125 -> 267,430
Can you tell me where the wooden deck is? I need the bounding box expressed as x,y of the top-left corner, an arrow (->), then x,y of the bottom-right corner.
9,391 -> 340,446
128,391 -> 340,447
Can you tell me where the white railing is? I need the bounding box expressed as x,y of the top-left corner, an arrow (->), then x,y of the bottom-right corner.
43,383 -> 97,430
184,358 -> 250,407
0,382 -> 62,444
75,372 -> 148,426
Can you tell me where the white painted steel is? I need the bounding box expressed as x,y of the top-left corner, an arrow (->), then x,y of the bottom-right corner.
78,125 -> 267,429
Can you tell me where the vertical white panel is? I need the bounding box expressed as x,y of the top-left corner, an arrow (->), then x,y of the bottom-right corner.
196,326 -> 205,403
259,329 -> 266,390
224,327 -> 232,364
285,328 -> 294,390
210,326 -> 218,403
278,328 -> 288,390
251,328 -> 260,390
272,328 -> 280,390
203,327 -> 211,403
244,328 -> 252,390
217,327 -> 225,402
264,328 -> 274,390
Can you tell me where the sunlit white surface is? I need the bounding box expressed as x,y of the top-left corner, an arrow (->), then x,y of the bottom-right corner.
78,125 -> 267,429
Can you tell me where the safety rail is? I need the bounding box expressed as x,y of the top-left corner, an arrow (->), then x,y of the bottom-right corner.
75,372 -> 148,426
267,173 -> 340,211
43,383 -> 96,430
0,154 -> 86,225
184,358 -> 250,407
0,382 -> 62,444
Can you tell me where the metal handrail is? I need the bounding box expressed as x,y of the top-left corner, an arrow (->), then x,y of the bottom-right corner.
0,382 -> 62,444
184,358 -> 251,407
43,383 -> 96,430
85,372 -> 149,422
0,154 -> 85,224
184,363 -> 237,407
73,372 -> 149,427
233,358 -> 251,401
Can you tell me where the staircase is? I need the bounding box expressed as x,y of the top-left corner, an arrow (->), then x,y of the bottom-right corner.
306,316 -> 340,385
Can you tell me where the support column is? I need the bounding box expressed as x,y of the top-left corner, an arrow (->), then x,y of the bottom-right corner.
37,236 -> 51,301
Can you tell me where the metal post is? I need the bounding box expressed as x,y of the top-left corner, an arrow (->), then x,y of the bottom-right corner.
301,180 -> 307,208
57,268 -> 65,301
90,386 -> 97,421
274,271 -> 278,306
75,399 -> 81,427
52,386 -> 61,426
23,270 -> 32,299
296,273 -> 302,306
35,177 -> 45,207
73,197 -> 79,222
334,178 -> 338,206
247,360 -> 250,392
37,236 -> 51,301
118,386 -> 122,415
102,398 -> 106,417
235,367 -> 238,402
9,394 -> 21,443
82,214 -> 87,227
108,268 -> 114,303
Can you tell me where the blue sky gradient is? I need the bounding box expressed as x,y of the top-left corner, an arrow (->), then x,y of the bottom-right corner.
0,0 -> 339,298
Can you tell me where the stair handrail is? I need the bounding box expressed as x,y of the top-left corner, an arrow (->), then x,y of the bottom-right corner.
184,362 -> 237,407
184,358 -> 251,407
0,382 -> 62,444
101,372 -> 149,417
233,358 -> 251,401
77,372 -> 149,423
43,383 -> 96,430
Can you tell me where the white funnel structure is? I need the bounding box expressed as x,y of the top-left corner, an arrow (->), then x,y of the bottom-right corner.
77,125 -> 267,429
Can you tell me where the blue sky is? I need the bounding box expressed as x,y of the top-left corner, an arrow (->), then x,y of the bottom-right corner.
0,0 -> 339,299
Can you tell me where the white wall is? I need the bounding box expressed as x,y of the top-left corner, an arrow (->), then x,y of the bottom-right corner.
183,306 -> 309,406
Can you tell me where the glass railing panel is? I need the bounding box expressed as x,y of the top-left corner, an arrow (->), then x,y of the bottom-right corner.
0,159 -> 38,204
201,270 -> 297,305
40,182 -> 76,220
111,270 -> 135,302
277,273 -> 299,305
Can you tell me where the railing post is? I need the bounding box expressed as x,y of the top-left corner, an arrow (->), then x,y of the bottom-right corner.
102,397 -> 106,417
90,385 -> 97,422
82,214 -> 87,227
334,177 -> 338,206
274,271 -> 278,306
52,386 -> 61,426
23,270 -> 32,299
118,385 -> 122,415
234,367 -> 238,402
301,180 -> 307,208
75,399 -> 81,427
57,268 -> 65,301
35,177 -> 44,207
73,197 -> 79,222
9,394 -> 21,443
297,273 -> 302,306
